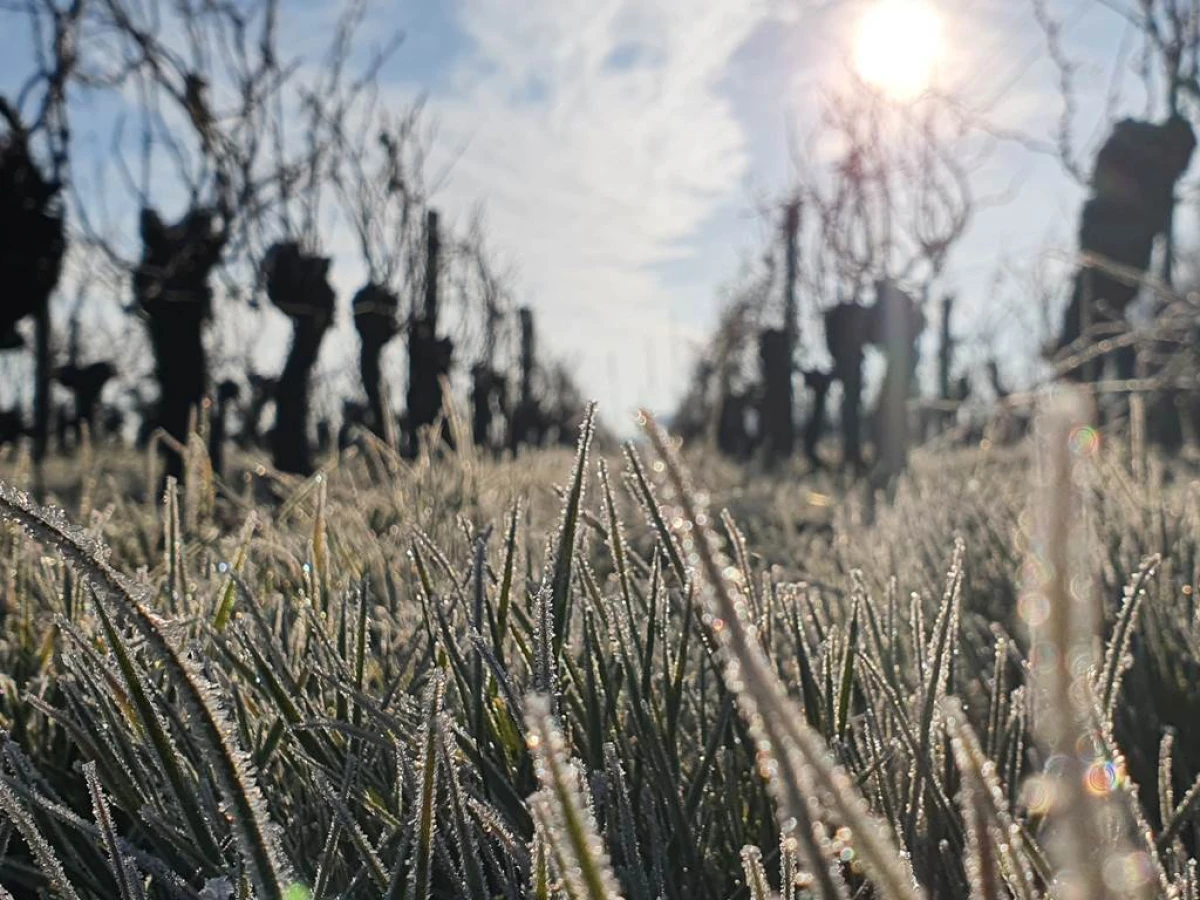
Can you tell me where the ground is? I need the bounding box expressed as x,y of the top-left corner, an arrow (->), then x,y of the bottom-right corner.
0,407 -> 1198,898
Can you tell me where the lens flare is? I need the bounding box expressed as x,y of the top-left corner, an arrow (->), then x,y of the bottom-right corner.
1069,424 -> 1100,457
1084,759 -> 1125,796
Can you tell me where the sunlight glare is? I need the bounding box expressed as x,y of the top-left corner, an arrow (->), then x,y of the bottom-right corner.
853,0 -> 943,100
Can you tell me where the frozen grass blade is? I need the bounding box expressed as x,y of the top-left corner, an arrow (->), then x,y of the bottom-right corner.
83,761 -> 147,900
406,672 -> 445,900
532,582 -> 558,703
525,693 -> 625,900
212,514 -> 257,631
1159,770 -> 1200,852
835,597 -> 858,741
984,634 -> 1008,763
621,443 -> 687,585
549,402 -> 596,657
493,500 -> 521,658
599,459 -> 636,632
163,477 -> 187,611
740,845 -> 773,900
529,815 -> 553,900
1097,554 -> 1160,735
905,540 -> 963,838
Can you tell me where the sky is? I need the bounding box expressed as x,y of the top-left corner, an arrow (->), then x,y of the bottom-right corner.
0,0 -> 1182,433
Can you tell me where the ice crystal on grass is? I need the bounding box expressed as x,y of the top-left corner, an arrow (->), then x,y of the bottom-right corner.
1,393 -> 1200,899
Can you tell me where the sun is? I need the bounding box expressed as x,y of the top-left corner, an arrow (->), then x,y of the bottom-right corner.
853,0 -> 944,100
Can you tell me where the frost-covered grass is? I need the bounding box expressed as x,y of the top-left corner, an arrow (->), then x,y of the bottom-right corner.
1,395 -> 1200,898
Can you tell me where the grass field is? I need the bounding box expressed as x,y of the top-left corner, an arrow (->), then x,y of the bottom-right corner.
1,394 -> 1199,899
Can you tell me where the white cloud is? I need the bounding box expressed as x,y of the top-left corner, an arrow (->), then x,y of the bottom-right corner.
394,0 -> 784,426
